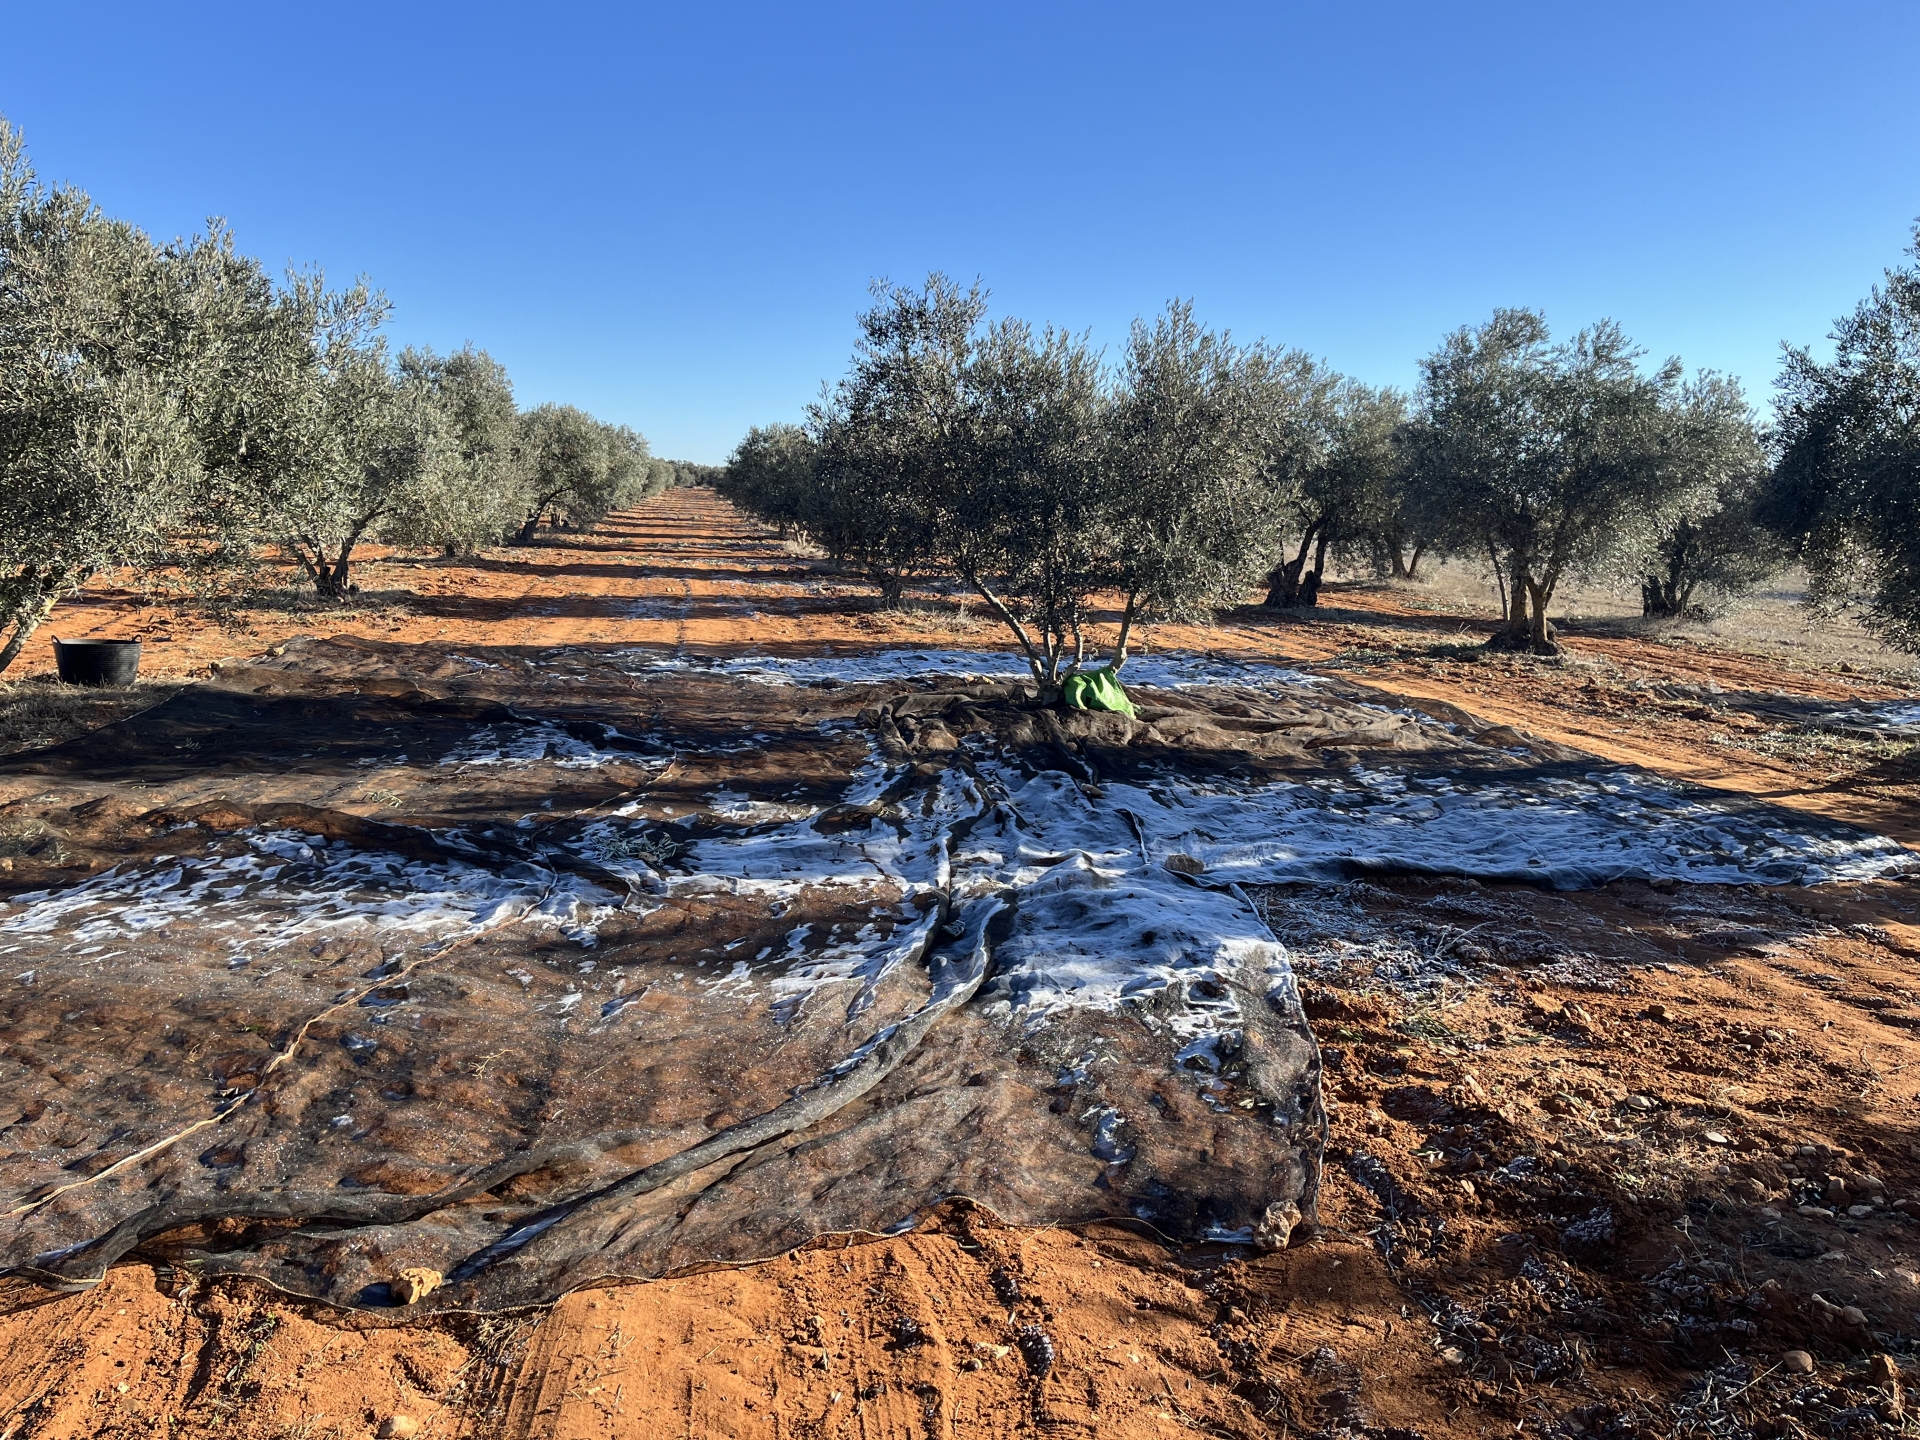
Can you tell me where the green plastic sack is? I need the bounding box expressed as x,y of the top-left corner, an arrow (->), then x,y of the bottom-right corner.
1061,666 -> 1137,719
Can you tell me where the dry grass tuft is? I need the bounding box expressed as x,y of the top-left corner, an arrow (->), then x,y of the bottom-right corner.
0,676 -> 185,760
868,596 -> 986,637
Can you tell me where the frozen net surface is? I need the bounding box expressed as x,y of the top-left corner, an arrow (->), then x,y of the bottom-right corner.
1812,699 -> 1920,739
613,645 -> 1320,693
1099,764 -> 1914,891
0,636 -> 1907,1314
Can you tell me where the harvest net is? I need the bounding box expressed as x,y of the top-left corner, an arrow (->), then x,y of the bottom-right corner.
0,638 -> 1906,1313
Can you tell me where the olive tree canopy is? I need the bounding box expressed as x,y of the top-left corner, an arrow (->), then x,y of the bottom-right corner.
216,280 -> 443,599
1262,380 -> 1409,606
720,423 -> 816,537
0,119 -> 212,670
1768,226 -> 1920,652
804,276 -> 981,604
388,346 -> 521,555
1638,374 -> 1776,618
515,405 -> 648,542
1102,303 -> 1279,660
940,316 -> 1109,684
721,283 -> 1382,685
0,111 -> 668,642
1413,309 -> 1690,653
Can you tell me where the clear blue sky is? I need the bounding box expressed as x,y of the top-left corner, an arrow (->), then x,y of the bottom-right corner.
4,2 -> 1916,463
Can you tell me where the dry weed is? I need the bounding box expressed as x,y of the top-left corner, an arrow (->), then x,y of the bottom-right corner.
0,676 -> 183,759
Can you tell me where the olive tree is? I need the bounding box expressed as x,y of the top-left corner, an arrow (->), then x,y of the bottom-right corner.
389,346 -> 520,555
1102,303 -> 1278,661
939,317 -> 1109,684
598,424 -> 652,519
948,298 -> 1325,683
642,458 -> 676,498
233,285 -> 445,599
803,276 -> 982,604
1263,381 -> 1409,607
0,119 -> 209,670
1639,375 -> 1777,617
1768,226 -> 1920,652
1414,310 -> 1688,653
720,423 -> 816,536
513,405 -> 644,542
1244,352 -> 1342,607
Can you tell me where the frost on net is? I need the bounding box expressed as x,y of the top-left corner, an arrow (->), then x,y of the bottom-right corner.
0,638 -> 1906,1312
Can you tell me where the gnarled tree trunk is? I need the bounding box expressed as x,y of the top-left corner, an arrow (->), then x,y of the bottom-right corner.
1486,551 -> 1558,654
1525,579 -> 1558,654
1299,530 -> 1332,607
1641,547 -> 1694,617
1263,525 -> 1322,608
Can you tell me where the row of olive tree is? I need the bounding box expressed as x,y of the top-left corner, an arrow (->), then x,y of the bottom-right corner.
722,277 -> 1782,669
0,117 -> 656,671
1398,242 -> 1920,657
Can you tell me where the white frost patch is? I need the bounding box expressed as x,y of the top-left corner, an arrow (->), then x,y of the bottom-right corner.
1089,1108 -> 1136,1163
704,957 -> 754,995
1105,765 -> 1915,890
953,769 -> 1277,1035
665,763 -> 967,900
942,752 -> 1912,1042
0,830 -> 596,952
439,721 -> 661,772
765,913 -> 942,1022
545,718 -> 1911,1042
1814,699 -> 1920,738
1173,1032 -> 1241,1074
664,762 -> 969,1017
543,743 -> 969,1019
705,789 -> 821,825
611,646 -> 1316,693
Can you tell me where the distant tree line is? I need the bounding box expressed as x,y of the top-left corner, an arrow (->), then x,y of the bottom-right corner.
0,117 -> 668,673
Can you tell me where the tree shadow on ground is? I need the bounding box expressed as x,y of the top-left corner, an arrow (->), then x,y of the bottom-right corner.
1219,591 -> 1501,643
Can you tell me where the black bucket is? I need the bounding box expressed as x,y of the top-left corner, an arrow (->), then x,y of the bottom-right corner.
52,637 -> 142,687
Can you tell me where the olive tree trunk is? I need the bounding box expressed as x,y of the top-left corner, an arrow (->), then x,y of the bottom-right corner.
0,593 -> 61,676
1263,525 -> 1322,608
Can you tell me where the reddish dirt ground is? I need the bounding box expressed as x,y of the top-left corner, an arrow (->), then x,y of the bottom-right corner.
3,488 -> 1919,1439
